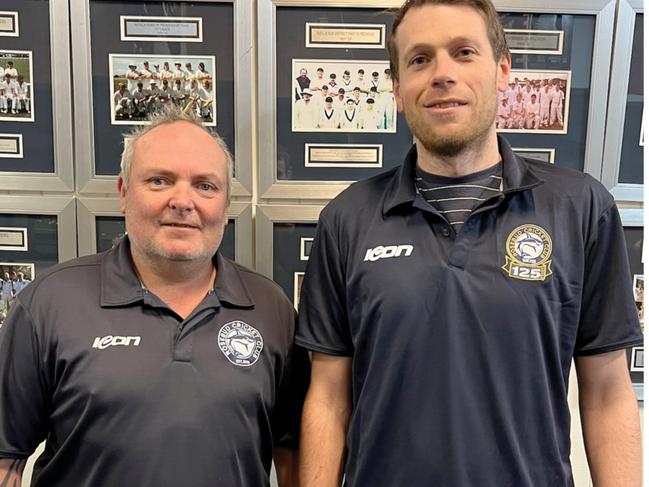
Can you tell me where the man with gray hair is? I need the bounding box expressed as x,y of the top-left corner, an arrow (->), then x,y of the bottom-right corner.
0,104 -> 309,487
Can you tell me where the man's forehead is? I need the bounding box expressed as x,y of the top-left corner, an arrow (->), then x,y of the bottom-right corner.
134,122 -> 224,160
396,4 -> 490,52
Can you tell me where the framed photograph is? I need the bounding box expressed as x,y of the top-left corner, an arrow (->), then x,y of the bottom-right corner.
633,274 -> 644,332
512,148 -> 555,164
300,237 -> 313,261
630,347 -> 644,372
71,0 -> 252,197
504,29 -> 564,55
292,59 -> 395,133
305,23 -> 386,49
120,15 -> 203,43
108,54 -> 216,126
0,226 -> 27,251
601,0 -> 643,202
0,50 -> 34,123
304,143 -> 383,168
0,11 -> 18,37
0,133 -> 23,158
293,271 -> 305,309
497,69 -> 571,134
0,262 -> 34,281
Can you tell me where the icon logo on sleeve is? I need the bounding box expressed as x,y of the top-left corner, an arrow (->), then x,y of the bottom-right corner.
218,321 -> 264,367
92,335 -> 141,349
502,224 -> 553,281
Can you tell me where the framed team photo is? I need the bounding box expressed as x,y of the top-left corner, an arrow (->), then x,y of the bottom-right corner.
497,69 -> 571,135
633,274 -> 644,332
0,50 -> 34,123
291,59 -> 396,133
108,54 -> 216,126
293,271 -> 305,310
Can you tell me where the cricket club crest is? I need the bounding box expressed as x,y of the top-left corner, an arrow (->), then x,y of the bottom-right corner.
218,321 -> 264,367
502,224 -> 553,282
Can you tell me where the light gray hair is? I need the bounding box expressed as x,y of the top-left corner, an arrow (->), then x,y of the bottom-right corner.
119,104 -> 233,202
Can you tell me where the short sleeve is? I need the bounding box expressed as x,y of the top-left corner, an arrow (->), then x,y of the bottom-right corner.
0,300 -> 49,457
271,341 -> 310,449
296,216 -> 353,356
575,204 -> 644,355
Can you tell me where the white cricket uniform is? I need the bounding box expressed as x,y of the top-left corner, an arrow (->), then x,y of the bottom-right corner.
550,88 -> 565,126
359,108 -> 383,131
132,88 -> 150,112
522,89 -> 534,105
113,89 -> 133,115
496,103 -> 512,129
339,108 -> 359,130
505,87 -> 517,106
195,70 -> 211,83
378,92 -> 395,130
539,89 -> 552,126
524,101 -> 541,129
172,69 -> 185,88
139,68 -> 153,89
160,69 -> 173,83
340,79 -> 354,94
318,108 -> 340,129
294,99 -> 319,129
0,80 -> 17,112
4,68 -> 17,80
511,101 -> 525,129
197,85 -> 213,117
125,70 -> 140,93
14,81 -> 29,112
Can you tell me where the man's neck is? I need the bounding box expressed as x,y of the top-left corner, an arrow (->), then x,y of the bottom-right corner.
130,250 -> 216,318
415,132 -> 501,177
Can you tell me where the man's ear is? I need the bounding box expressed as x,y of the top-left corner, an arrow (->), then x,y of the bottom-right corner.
393,77 -> 404,113
496,53 -> 512,92
118,176 -> 127,214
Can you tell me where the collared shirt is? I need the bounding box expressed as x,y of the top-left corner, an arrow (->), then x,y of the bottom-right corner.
297,136 -> 642,486
0,237 -> 309,487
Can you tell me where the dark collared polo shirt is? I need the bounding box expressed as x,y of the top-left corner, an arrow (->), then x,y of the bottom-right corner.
0,237 -> 309,487
297,136 -> 642,486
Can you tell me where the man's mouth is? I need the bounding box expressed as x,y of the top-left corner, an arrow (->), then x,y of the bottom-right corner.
162,223 -> 199,229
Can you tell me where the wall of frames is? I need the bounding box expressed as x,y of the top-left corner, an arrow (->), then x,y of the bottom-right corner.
0,1 -> 642,486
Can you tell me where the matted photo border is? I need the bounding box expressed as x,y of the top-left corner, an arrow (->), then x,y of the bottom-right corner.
0,50 -> 34,123
497,69 -> 571,135
108,53 -> 216,126
300,237 -> 313,261
120,15 -> 203,43
0,11 -> 19,37
305,23 -> 386,49
504,29 -> 564,55
304,143 -> 383,168
0,133 -> 23,159
0,227 -> 27,251
630,347 -> 644,372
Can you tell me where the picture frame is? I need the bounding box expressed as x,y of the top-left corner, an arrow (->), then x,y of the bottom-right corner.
0,0 -> 74,192
258,0 -> 616,201
0,11 -> 19,37
120,15 -> 203,43
71,0 -> 253,197
601,0 -> 643,203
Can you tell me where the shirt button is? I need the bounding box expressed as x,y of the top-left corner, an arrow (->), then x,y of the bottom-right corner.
442,228 -> 451,237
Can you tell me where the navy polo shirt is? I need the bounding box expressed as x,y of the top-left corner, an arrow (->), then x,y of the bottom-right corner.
297,136 -> 642,486
0,237 -> 309,487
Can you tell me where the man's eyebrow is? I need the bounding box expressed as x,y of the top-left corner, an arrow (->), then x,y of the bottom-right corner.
402,37 -> 482,57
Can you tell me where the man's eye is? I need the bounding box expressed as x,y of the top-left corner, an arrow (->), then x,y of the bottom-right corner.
410,56 -> 427,65
198,183 -> 216,191
149,178 -> 166,186
458,48 -> 475,57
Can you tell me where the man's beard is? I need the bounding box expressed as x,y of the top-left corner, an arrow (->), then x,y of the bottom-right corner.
404,98 -> 497,158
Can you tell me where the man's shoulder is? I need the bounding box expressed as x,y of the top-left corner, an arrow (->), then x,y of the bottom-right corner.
17,254 -> 103,305
522,157 -> 614,207
225,258 -> 294,308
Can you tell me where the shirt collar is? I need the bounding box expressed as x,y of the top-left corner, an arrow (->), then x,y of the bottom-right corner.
382,135 -> 543,216
100,236 -> 254,309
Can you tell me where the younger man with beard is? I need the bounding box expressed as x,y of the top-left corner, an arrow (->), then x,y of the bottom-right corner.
297,0 -> 642,485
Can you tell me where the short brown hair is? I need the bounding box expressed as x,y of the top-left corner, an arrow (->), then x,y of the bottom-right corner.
387,0 -> 509,80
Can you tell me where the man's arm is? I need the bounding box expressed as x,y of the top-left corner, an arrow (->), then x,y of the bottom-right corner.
575,350 -> 641,486
299,352 -> 352,487
0,457 -> 26,485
